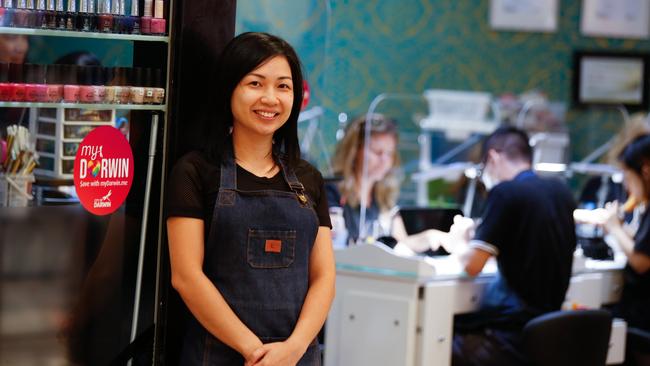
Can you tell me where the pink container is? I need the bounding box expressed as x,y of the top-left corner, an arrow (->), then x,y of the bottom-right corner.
63,85 -> 80,103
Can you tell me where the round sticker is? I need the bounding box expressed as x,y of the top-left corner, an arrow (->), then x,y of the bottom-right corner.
74,126 -> 134,216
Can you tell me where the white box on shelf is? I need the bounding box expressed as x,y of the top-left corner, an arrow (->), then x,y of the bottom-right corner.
29,107 -> 115,179
421,89 -> 496,140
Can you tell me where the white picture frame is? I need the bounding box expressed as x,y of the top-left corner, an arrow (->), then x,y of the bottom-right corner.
573,51 -> 649,109
581,0 -> 650,39
489,0 -> 558,32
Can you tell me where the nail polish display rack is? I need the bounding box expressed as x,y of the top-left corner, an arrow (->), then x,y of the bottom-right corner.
0,5 -> 169,181
0,0 -> 173,359
0,0 -> 168,36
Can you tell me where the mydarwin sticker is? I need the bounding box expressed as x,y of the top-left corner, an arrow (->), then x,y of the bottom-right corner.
74,126 -> 134,216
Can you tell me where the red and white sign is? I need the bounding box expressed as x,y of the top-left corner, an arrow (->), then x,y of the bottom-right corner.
74,126 -> 134,216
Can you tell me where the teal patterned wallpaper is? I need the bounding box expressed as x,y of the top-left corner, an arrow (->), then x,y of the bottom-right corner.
237,0 -> 650,160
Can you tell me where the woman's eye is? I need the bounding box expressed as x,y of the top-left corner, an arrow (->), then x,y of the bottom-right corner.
249,81 -> 261,87
279,83 -> 292,90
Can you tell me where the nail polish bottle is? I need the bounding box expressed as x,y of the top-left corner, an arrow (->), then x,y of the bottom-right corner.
65,0 -> 76,30
8,63 -> 25,102
62,65 -> 80,103
25,0 -> 35,27
3,0 -> 16,27
152,68 -> 165,104
77,67 -> 93,103
92,66 -> 105,103
97,0 -> 111,32
114,67 -> 129,104
22,63 -> 34,101
23,63 -> 36,101
109,0 -> 117,32
143,67 -> 153,104
103,67 -> 116,103
46,64 -> 63,102
45,0 -> 55,28
141,0 -> 151,34
128,0 -> 139,34
14,0 -> 31,28
34,0 -> 46,27
77,0 -> 88,30
113,0 -> 124,34
0,63 -> 11,101
86,0 -> 96,31
129,67 -> 144,104
55,0 -> 65,29
26,64 -> 48,102
150,0 -> 164,34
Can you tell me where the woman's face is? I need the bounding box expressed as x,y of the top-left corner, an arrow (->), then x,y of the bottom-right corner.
356,132 -> 397,182
231,56 -> 294,138
623,167 -> 647,202
0,35 -> 28,64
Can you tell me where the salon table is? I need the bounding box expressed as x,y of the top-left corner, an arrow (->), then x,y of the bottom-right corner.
323,244 -> 627,366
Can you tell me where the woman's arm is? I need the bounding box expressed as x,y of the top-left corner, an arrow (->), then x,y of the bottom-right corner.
606,224 -> 650,274
602,203 -> 650,275
167,217 -> 264,362
252,226 -> 336,365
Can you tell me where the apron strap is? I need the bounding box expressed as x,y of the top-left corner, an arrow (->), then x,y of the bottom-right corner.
218,142 -> 237,206
277,156 -> 309,206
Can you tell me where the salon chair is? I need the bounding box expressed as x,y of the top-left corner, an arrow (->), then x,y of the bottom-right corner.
522,309 -> 612,366
626,327 -> 650,366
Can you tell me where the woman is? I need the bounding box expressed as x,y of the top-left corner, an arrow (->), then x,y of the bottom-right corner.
327,114 -> 403,245
166,32 -> 335,365
327,115 -> 447,252
601,133 -> 650,333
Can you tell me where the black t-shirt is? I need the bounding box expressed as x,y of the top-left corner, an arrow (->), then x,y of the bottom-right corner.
472,170 -> 577,315
618,209 -> 650,330
165,151 -> 332,239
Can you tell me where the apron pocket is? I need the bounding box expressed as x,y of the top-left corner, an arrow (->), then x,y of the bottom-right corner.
247,229 -> 296,268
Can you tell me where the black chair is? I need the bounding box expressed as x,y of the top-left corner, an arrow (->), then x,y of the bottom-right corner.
625,327 -> 650,366
522,309 -> 612,366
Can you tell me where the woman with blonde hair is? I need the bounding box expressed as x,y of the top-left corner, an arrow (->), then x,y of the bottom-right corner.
327,114 -> 406,245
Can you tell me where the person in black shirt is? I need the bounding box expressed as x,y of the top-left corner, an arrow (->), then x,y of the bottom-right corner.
165,32 -> 335,365
448,126 -> 576,366
598,134 -> 650,365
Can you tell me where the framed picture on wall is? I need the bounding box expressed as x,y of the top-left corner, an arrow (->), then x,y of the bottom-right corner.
489,0 -> 558,32
580,0 -> 650,39
573,51 -> 649,110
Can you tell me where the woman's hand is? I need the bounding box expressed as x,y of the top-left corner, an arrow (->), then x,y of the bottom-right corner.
449,215 -> 475,243
244,346 -> 267,366
601,201 -> 622,233
250,339 -> 306,366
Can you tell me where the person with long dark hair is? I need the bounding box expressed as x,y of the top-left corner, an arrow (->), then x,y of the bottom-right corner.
598,134 -> 650,365
165,32 -> 335,365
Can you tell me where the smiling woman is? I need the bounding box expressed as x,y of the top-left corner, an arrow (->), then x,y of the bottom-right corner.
165,32 -> 335,366
230,55 -> 295,167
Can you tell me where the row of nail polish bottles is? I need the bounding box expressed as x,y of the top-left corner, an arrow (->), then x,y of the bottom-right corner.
0,63 -> 165,105
0,0 -> 166,35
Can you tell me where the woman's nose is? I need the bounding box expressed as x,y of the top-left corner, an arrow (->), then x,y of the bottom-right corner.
260,88 -> 279,105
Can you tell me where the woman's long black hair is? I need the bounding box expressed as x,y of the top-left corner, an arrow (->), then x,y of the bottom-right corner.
619,134 -> 650,198
208,32 -> 304,167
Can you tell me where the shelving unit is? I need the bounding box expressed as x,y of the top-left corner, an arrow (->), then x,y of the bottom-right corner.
0,101 -> 166,111
0,9 -> 173,362
0,26 -> 169,42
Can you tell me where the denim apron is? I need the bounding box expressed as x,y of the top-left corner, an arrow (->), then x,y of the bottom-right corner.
180,147 -> 321,365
